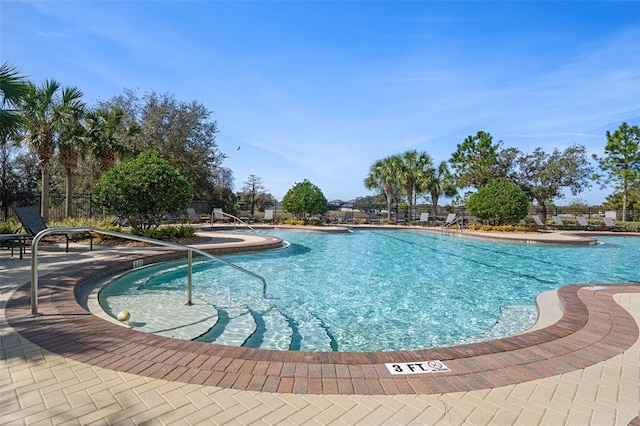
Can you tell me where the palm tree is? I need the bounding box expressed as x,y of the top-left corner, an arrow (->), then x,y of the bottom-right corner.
19,80 -> 85,221
397,150 -> 433,222
420,161 -> 457,222
0,62 -> 28,140
19,79 -> 61,222
57,87 -> 86,217
364,155 -> 401,221
84,106 -> 139,172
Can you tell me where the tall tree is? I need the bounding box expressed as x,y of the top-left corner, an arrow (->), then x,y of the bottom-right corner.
364,155 -> 402,221
593,122 -> 640,222
19,79 -> 83,221
0,62 -> 28,140
138,91 -> 224,199
84,106 -> 139,173
397,150 -> 433,221
55,86 -> 85,218
0,63 -> 28,215
242,174 -> 266,216
449,131 -> 501,189
420,161 -> 457,222
516,145 -> 593,219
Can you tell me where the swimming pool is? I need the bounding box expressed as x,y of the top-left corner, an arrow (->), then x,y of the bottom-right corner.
99,230 -> 639,352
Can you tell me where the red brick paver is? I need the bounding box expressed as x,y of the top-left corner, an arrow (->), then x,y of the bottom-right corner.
5,251 -> 639,395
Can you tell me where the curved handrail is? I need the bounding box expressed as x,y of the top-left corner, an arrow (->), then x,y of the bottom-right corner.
27,227 -> 268,317
214,211 -> 256,232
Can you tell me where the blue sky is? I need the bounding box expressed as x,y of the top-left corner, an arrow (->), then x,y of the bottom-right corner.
3,1 -> 639,205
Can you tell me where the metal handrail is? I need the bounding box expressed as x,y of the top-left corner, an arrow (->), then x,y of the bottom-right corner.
27,227 -> 268,318
213,211 -> 256,232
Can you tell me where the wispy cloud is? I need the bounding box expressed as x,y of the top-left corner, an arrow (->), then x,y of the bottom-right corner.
4,1 -> 639,204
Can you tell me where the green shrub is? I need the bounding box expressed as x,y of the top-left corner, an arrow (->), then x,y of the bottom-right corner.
0,221 -> 18,234
93,150 -> 194,232
467,179 -> 529,225
282,179 -> 328,220
131,225 -> 195,240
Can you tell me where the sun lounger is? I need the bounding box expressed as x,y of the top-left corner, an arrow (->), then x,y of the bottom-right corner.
368,212 -> 380,224
530,215 -> 546,229
603,217 -> 627,231
442,213 -> 458,228
419,212 -> 430,226
261,209 -> 274,223
576,216 -> 595,230
550,216 -> 574,230
13,207 -> 92,252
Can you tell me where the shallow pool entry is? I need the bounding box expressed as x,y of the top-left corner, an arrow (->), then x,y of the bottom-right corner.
99,231 -> 639,352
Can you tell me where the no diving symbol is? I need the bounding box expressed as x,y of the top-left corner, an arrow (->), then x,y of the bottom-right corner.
426,360 -> 450,372
384,360 -> 451,375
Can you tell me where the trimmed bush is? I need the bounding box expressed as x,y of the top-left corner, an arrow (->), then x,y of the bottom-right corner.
467,179 -> 529,225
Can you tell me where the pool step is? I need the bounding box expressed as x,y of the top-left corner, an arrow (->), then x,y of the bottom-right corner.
195,306 -> 255,346
195,304 -> 336,351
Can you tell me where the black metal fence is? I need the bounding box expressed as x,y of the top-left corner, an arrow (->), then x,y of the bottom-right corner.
1,190 -> 95,222
2,190 -> 638,223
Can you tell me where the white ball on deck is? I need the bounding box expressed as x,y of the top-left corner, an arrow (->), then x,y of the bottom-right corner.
117,310 -> 130,322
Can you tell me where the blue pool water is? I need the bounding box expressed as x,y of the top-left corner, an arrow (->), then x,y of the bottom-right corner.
100,230 -> 639,352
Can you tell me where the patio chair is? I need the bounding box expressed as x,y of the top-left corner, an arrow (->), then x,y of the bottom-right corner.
368,211 -> 380,224
186,208 -> 203,223
530,215 -> 547,229
342,211 -> 355,223
603,217 -> 627,231
212,208 -> 230,223
261,209 -> 274,223
419,212 -> 430,226
550,216 -> 574,230
576,216 -> 596,230
12,207 -> 93,252
442,213 -> 458,228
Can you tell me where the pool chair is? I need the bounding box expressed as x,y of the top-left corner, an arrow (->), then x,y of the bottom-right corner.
368,211 -> 380,224
187,208 -> 201,223
442,213 -> 459,228
342,211 -> 355,223
211,208 -> 230,223
12,206 -> 93,253
603,217 -> 628,231
550,216 -> 574,230
576,215 -> 596,230
419,212 -> 430,226
530,215 -> 547,229
261,209 -> 274,224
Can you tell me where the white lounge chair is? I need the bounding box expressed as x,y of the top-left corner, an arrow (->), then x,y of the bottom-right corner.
261,209 -> 274,223
210,208 -> 231,223
442,213 -> 458,228
419,212 -> 430,226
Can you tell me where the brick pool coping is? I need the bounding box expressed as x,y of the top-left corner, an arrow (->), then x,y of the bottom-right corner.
5,241 -> 640,395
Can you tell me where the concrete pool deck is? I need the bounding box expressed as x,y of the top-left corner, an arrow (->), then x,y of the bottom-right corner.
1,227 -> 639,425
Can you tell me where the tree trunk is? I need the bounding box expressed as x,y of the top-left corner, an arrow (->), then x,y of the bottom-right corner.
431,195 -> 439,224
41,163 -> 50,223
406,185 -> 413,223
622,179 -> 628,222
537,198 -> 547,219
65,167 -> 73,218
